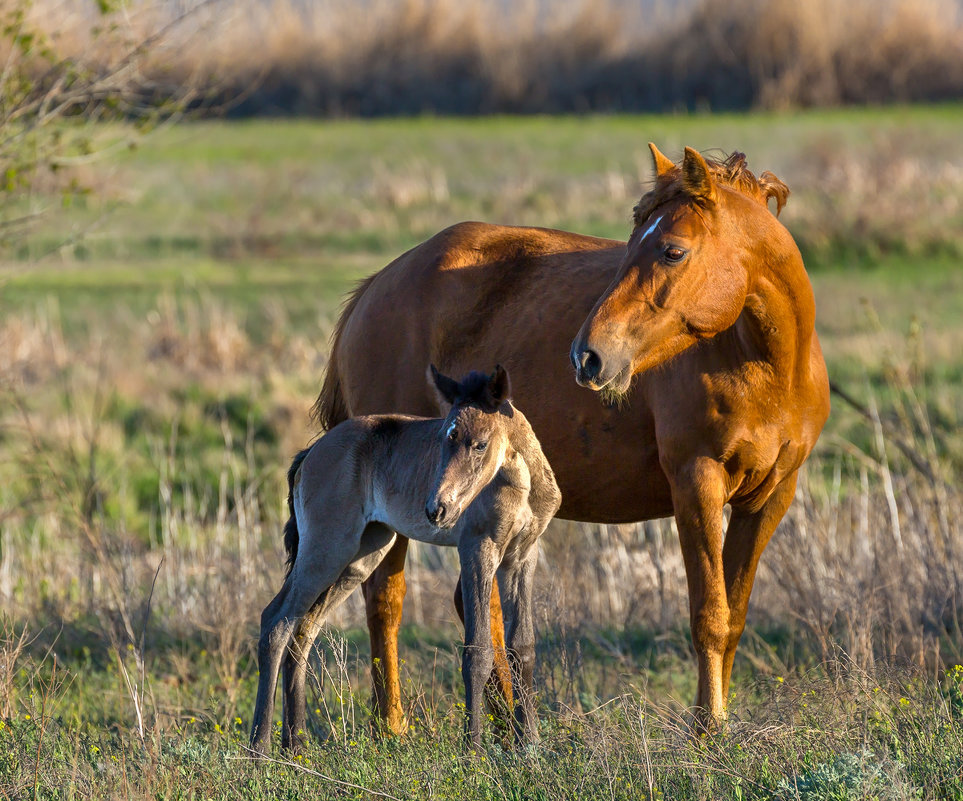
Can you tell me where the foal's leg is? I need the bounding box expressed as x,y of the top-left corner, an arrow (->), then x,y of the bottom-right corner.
720,471 -> 798,699
282,523 -> 398,751
497,544 -> 540,743
458,538 -> 498,751
250,582 -> 293,754
453,575 -> 514,720
250,559 -> 347,755
361,535 -> 409,735
669,458 -> 729,730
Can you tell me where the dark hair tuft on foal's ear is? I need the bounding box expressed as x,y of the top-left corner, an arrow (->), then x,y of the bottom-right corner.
447,366 -> 512,412
431,364 -> 461,405
487,364 -> 511,407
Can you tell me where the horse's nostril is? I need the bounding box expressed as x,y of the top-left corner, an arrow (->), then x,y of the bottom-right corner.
577,349 -> 602,381
426,501 -> 446,524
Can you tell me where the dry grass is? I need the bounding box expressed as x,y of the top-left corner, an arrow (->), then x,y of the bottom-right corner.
12,0 -> 963,116
2,291 -> 960,690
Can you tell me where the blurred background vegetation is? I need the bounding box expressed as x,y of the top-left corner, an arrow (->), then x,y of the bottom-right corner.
1,1 -> 963,798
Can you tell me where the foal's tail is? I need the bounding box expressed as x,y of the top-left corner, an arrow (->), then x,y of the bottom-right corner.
283,447 -> 312,578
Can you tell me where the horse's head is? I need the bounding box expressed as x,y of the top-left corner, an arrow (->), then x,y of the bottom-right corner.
425,365 -> 514,528
570,144 -> 790,395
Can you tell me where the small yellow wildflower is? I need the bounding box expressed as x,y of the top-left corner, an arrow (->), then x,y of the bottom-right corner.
775,676 -> 784,683
899,697 -> 910,707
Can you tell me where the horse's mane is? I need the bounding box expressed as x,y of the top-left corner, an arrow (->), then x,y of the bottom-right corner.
633,151 -> 790,227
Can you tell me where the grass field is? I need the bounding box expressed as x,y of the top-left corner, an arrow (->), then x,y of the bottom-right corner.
2,107 -> 963,799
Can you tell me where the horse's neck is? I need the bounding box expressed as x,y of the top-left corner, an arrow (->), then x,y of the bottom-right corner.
738,245 -> 816,385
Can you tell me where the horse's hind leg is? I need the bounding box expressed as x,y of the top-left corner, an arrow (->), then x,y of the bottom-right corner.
250,581 -> 295,755
281,523 -> 398,751
453,575 -> 514,726
250,536 -> 362,754
251,571 -> 341,755
361,535 -> 409,735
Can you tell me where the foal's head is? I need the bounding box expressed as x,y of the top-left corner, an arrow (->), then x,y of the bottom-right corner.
571,144 -> 792,396
425,365 -> 514,529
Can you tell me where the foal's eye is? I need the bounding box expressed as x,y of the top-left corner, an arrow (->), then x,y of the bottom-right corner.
664,246 -> 687,263
473,441 -> 488,451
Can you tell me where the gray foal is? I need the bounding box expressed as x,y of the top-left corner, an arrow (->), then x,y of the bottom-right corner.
250,365 -> 561,753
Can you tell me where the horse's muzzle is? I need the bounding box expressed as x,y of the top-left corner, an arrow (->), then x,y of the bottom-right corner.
571,343 -> 603,387
425,498 -> 453,527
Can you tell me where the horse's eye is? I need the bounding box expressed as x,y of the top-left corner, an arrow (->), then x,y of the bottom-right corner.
473,440 -> 488,451
664,246 -> 687,263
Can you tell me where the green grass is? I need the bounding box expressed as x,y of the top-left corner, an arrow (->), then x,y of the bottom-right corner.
3,627 -> 962,800
2,107 -> 963,799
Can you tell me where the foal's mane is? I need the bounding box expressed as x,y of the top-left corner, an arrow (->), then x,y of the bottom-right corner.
633,151 -> 790,227
453,371 -> 512,415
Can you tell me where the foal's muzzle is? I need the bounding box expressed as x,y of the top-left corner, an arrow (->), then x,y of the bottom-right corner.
425,498 -> 450,527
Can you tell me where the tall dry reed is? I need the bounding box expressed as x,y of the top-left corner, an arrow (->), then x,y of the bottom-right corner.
15,0 -> 963,116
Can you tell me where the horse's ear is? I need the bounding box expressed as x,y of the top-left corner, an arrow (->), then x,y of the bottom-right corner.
429,364 -> 459,407
649,142 -> 675,178
682,146 -> 716,203
487,364 -> 511,407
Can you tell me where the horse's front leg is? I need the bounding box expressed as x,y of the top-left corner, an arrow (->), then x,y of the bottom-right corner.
458,539 -> 497,751
362,535 -> 409,736
721,471 -> 798,698
453,575 -> 514,722
497,544 -> 539,743
670,457 -> 729,730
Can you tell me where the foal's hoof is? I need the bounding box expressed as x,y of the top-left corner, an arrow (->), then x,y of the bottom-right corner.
246,742 -> 270,761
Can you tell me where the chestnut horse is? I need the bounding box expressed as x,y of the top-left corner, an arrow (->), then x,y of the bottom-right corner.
310,144 -> 830,729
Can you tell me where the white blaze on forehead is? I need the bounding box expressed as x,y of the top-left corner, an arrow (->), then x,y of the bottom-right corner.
640,214 -> 663,243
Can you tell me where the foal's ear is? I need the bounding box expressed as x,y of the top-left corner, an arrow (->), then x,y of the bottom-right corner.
429,364 -> 460,406
487,364 -> 511,407
682,146 -> 716,203
648,142 -> 675,179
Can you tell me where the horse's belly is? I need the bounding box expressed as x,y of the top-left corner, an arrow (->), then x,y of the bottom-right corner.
545,428 -> 673,523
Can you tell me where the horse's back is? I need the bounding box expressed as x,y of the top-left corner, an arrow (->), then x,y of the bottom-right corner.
334,221 -> 625,418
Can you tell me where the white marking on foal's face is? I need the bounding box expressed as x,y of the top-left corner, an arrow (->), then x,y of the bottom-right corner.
640,214 -> 663,243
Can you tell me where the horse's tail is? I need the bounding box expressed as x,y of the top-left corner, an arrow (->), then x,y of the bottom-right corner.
310,273 -> 379,431
283,447 -> 312,578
